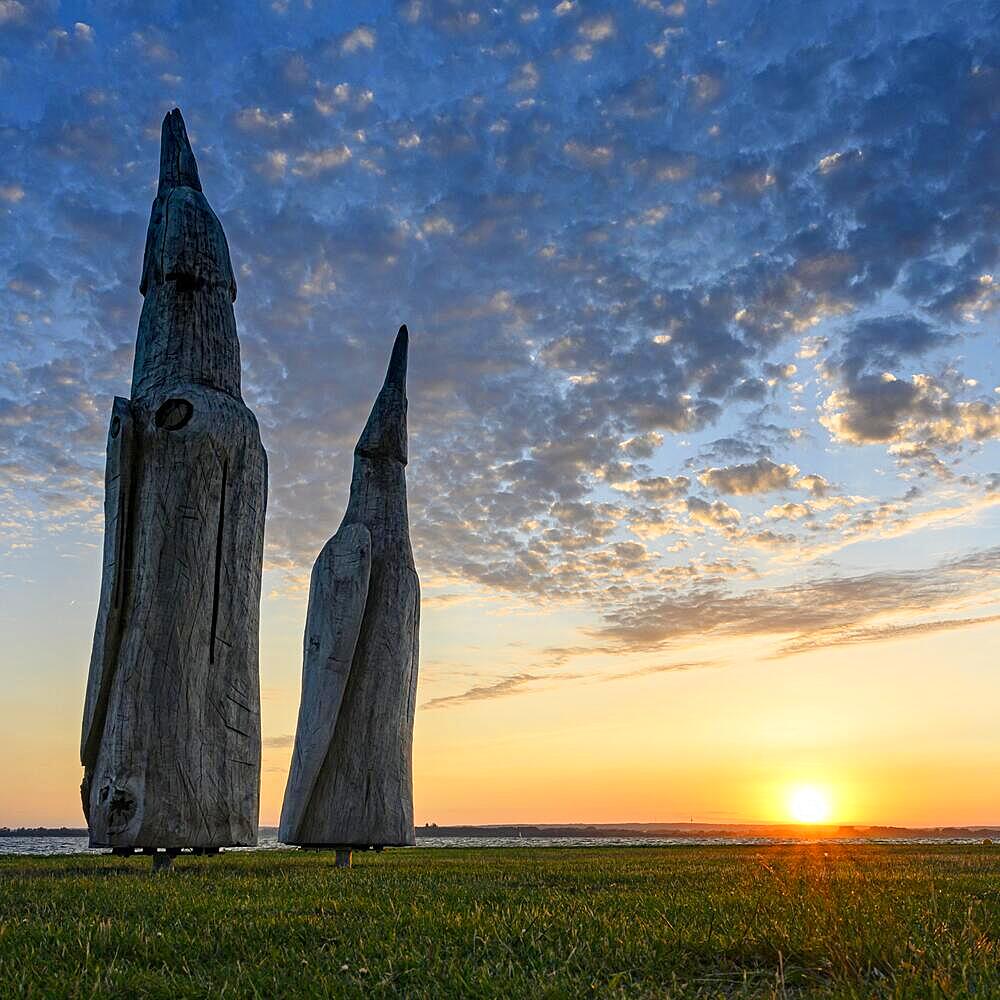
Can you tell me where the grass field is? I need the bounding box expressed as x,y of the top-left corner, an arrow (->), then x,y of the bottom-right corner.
0,845 -> 997,998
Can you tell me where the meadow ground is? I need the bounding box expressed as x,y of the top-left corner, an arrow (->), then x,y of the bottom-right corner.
0,845 -> 997,998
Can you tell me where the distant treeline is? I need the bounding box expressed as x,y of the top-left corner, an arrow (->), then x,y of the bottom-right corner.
4,823 -> 998,839
415,823 -> 1000,839
0,828 -> 89,838
418,825 -> 693,839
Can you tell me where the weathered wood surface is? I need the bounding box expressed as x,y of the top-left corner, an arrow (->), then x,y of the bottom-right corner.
81,109 -> 267,850
278,523 -> 372,842
280,326 -> 420,849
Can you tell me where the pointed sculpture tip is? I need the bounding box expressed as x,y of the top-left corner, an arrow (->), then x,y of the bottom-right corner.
385,324 -> 408,391
355,325 -> 409,463
158,107 -> 202,195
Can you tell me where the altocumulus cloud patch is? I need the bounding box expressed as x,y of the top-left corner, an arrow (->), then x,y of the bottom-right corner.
0,0 -> 998,695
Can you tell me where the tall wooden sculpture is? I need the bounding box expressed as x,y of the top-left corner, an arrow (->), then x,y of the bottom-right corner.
279,326 -> 420,865
80,109 -> 267,861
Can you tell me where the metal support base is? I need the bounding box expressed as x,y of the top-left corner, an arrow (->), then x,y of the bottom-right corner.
151,852 -> 174,873
108,846 -> 221,863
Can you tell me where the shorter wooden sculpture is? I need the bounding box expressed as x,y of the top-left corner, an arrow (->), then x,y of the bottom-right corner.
279,326 -> 420,865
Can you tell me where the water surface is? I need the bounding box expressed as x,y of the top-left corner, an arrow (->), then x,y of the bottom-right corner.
0,834 -> 987,856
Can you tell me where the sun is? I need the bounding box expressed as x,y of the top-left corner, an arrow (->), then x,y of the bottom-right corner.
787,784 -> 833,824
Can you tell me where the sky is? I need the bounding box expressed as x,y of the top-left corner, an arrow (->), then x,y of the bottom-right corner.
0,0 -> 998,830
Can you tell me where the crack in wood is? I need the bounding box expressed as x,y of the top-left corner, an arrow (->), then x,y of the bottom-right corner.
209,458 -> 228,665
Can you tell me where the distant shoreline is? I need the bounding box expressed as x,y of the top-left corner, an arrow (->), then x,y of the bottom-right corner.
3,823 -> 998,840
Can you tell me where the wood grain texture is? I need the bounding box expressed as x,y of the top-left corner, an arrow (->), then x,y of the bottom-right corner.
81,109 -> 267,850
280,326 -> 419,848
80,396 -> 135,773
279,523 -> 371,843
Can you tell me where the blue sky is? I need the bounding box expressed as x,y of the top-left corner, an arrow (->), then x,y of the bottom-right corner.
1,0 -> 998,825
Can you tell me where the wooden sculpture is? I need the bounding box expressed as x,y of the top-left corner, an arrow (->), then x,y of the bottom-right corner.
80,109 -> 267,862
279,326 -> 420,865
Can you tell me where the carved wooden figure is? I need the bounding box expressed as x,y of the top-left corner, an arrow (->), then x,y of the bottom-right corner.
80,109 -> 267,858
279,326 -> 420,863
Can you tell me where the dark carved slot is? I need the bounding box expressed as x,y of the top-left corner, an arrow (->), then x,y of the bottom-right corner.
210,458 -> 228,664
113,424 -> 137,613
155,398 -> 193,431
112,479 -> 127,610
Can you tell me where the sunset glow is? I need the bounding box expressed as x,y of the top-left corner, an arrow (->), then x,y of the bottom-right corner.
788,785 -> 834,825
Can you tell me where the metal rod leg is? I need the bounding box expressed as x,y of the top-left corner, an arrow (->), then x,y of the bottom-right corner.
151,852 -> 174,873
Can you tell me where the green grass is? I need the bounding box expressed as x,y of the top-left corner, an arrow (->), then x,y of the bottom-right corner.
0,845 -> 997,998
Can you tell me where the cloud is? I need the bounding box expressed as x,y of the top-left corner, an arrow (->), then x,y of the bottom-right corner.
816,309 -> 995,467
422,656 -> 719,710
603,659 -> 716,682
578,16 -> 615,42
593,546 -> 1000,654
699,458 -> 799,495
619,431 -> 663,458
822,373 -> 1000,450
421,672 -> 544,709
777,613 -> 1000,658
563,139 -> 613,168
765,502 -> 812,521
292,145 -> 352,175
613,475 -> 689,499
508,61 -> 540,92
0,0 -> 52,33
0,2 -> 28,26
686,496 -> 741,528
235,107 -> 295,131
690,72 -> 723,106
796,474 -> 830,497
0,0 -> 997,676
339,25 -> 375,54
